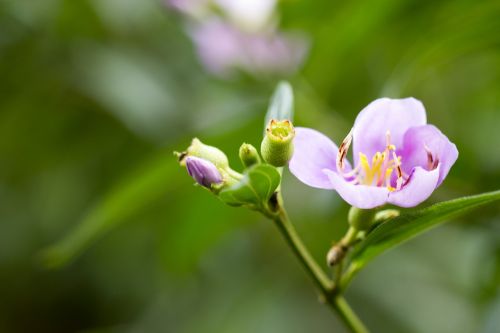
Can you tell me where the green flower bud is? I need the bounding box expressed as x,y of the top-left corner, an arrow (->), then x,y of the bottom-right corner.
183,138 -> 229,170
175,138 -> 243,193
239,143 -> 261,168
348,206 -> 377,231
261,119 -> 295,167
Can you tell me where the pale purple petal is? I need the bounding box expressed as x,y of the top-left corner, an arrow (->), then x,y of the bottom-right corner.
186,156 -> 223,187
188,19 -> 308,76
352,98 -> 427,165
289,127 -> 344,189
323,170 -> 389,209
188,20 -> 242,75
241,32 -> 308,75
388,166 -> 440,207
399,125 -> 458,187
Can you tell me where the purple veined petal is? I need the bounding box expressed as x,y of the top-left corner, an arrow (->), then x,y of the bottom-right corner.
323,170 -> 389,209
399,125 -> 458,187
289,127 -> 346,189
387,166 -> 440,208
352,98 -> 427,165
185,156 -> 223,188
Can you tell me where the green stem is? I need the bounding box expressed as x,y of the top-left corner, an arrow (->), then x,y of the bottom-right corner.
342,226 -> 359,245
267,191 -> 369,332
340,263 -> 362,292
334,259 -> 344,288
329,296 -> 370,333
271,202 -> 333,295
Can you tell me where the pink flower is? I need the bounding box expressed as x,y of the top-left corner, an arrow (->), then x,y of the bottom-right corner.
289,98 -> 458,209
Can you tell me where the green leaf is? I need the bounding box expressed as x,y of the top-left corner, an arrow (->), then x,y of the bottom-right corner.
264,81 -> 294,129
219,164 -> 281,210
345,190 -> 500,284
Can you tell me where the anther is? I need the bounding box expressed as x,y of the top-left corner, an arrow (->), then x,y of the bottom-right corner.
424,144 -> 439,170
396,167 -> 403,190
391,151 -> 404,191
336,129 -> 353,172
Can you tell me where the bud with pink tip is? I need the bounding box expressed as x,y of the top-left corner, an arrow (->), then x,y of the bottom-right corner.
185,156 -> 223,188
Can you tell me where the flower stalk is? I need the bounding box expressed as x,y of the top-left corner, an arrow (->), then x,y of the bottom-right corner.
264,191 -> 369,333
267,192 -> 333,296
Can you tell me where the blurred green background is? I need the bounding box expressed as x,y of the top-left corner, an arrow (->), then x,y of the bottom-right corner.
1,0 -> 500,332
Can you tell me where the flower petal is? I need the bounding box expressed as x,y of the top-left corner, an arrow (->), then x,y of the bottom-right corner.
352,98 -> 427,164
387,166 -> 440,208
186,156 -> 223,188
289,127 -> 344,189
399,125 -> 458,186
323,170 -> 389,209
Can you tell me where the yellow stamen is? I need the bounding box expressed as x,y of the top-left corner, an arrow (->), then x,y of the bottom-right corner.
371,152 -> 383,185
336,129 -> 406,191
359,152 -> 372,184
385,168 -> 393,180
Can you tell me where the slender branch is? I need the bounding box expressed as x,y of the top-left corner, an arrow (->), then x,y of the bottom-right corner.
334,259 -> 344,288
340,262 -> 362,292
329,296 -> 370,333
266,191 -> 369,333
270,203 -> 333,295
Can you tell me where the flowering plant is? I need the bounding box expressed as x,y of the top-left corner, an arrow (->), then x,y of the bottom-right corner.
172,82 -> 500,332
175,82 -> 499,333
40,80 -> 500,332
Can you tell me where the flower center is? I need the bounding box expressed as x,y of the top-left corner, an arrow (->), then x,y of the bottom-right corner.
336,130 -> 406,192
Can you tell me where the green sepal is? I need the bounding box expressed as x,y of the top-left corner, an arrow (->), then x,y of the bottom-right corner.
218,164 -> 281,211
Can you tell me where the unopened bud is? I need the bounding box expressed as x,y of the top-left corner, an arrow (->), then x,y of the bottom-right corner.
239,143 -> 261,168
261,119 -> 295,167
185,156 -> 223,188
326,244 -> 347,266
185,138 -> 229,169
